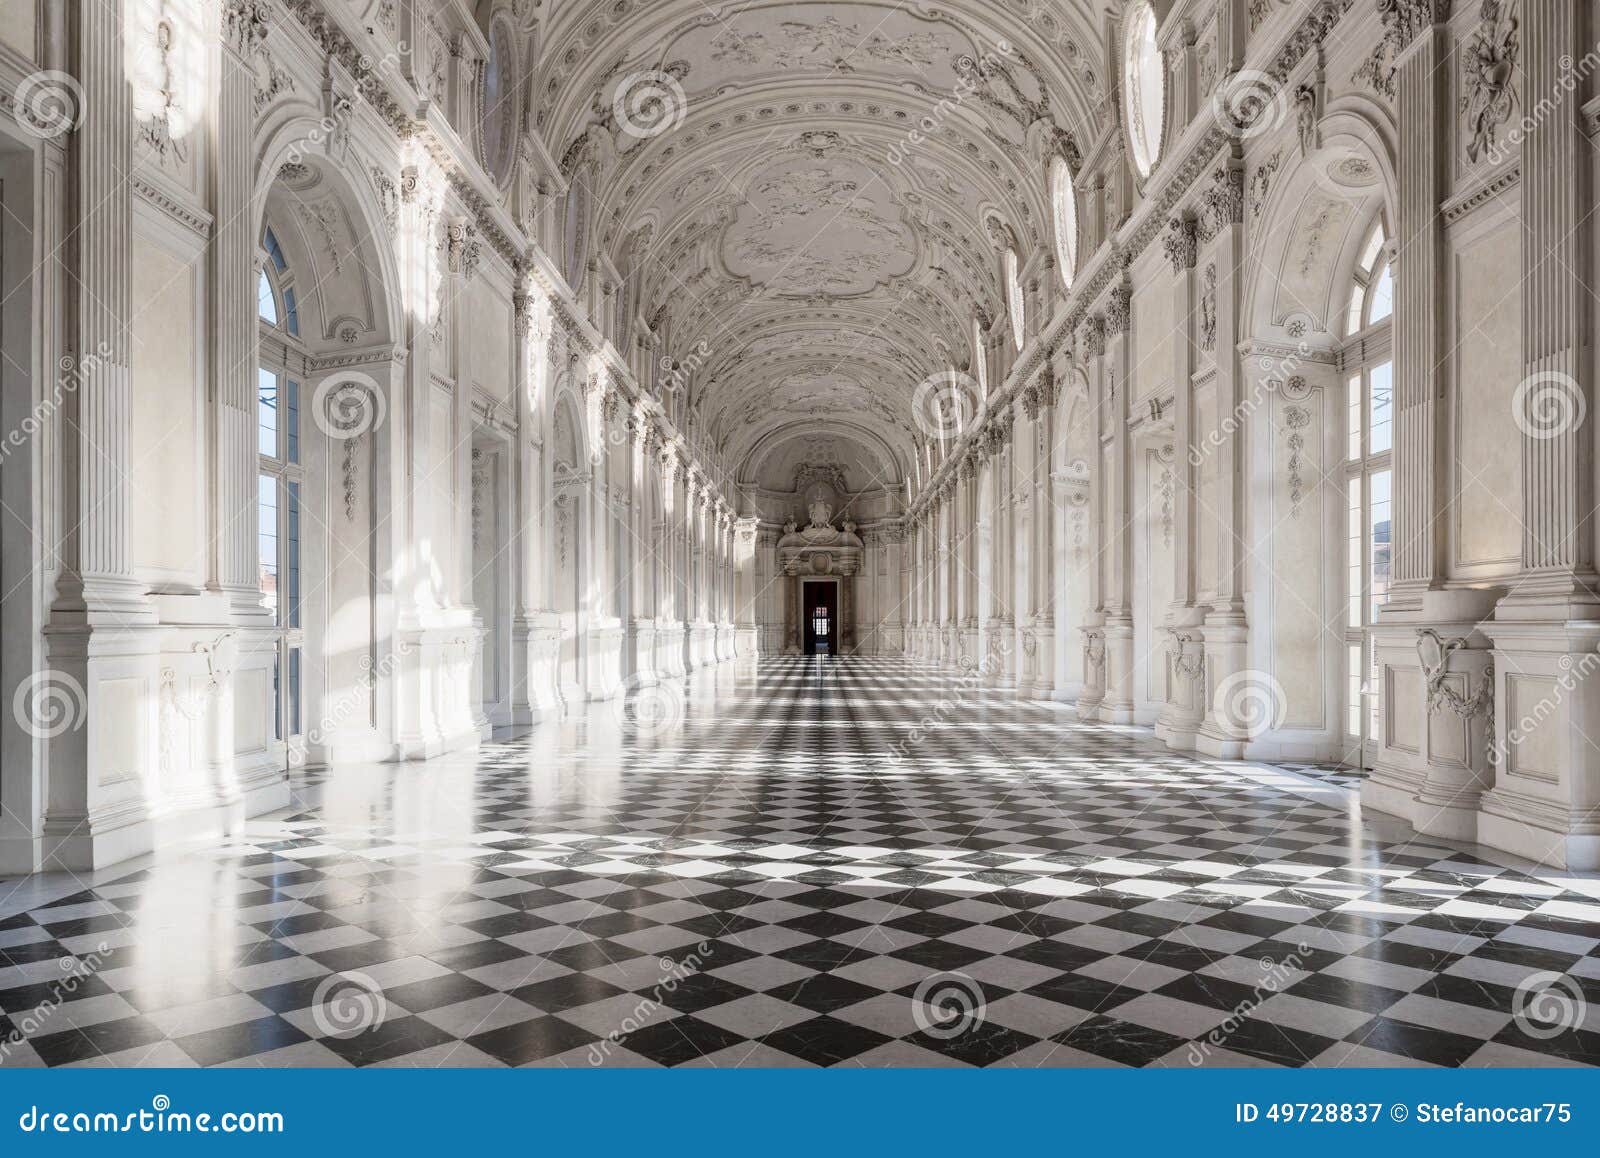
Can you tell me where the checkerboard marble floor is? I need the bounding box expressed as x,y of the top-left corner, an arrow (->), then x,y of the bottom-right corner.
4,657 -> 1599,1068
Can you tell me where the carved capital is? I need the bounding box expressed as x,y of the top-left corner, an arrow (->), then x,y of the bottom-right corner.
224,0 -> 270,56
1163,215 -> 1198,274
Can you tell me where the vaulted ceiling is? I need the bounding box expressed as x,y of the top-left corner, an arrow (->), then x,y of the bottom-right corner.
534,1 -> 1108,492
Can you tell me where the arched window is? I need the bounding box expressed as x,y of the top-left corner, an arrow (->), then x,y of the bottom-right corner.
1050,154 -> 1078,290
564,180 -> 590,290
1345,221 -> 1393,335
258,223 -> 304,749
258,227 -> 298,336
1005,248 -> 1025,350
481,21 -> 516,185
1341,217 -> 1394,765
1121,0 -> 1165,179
972,316 -> 988,395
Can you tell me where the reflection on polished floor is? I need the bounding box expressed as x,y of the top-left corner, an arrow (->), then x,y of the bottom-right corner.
3,658 -> 1599,1068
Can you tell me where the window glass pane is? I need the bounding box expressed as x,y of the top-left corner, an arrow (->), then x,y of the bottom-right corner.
264,227 -> 287,272
1051,156 -> 1078,289
283,288 -> 300,337
286,480 -> 301,630
1347,479 -> 1363,629
285,380 -> 300,464
258,368 -> 278,458
1369,468 -> 1392,620
1368,648 -> 1382,744
258,474 -> 279,614
973,318 -> 987,395
1122,0 -> 1164,177
1346,287 -> 1364,336
1347,642 -> 1363,736
1347,375 -> 1362,461
1369,361 -> 1393,454
1368,264 -> 1393,324
1005,249 -> 1025,350
1359,226 -> 1384,271
257,268 -> 277,325
288,647 -> 302,739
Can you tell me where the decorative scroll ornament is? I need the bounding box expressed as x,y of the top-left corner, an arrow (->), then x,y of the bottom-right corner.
1078,315 -> 1106,358
1416,628 -> 1496,759
1171,632 -> 1205,683
1199,264 -> 1219,352
1104,280 -> 1132,336
1283,400 -> 1311,518
1198,166 -> 1245,239
1164,216 -> 1198,274
225,0 -> 270,55
1460,0 -> 1520,164
1084,630 -> 1106,675
140,17 -> 189,166
342,434 -> 363,521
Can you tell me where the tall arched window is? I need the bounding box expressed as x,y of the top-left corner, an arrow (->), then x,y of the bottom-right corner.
1121,0 -> 1165,180
1050,155 -> 1079,290
972,316 -> 988,395
258,224 -> 303,750
1005,248 -> 1025,350
481,20 -> 517,185
1342,218 -> 1393,765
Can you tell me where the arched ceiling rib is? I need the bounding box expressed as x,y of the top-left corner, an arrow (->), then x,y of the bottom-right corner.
534,1 -> 1106,490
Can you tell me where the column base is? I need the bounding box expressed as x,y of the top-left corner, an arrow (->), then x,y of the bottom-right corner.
586,621 -> 625,700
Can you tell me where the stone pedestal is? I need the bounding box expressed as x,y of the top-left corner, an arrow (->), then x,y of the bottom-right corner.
586,621 -> 625,700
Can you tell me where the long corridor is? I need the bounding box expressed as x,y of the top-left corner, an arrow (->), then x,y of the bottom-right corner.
3,659 -> 1598,1069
